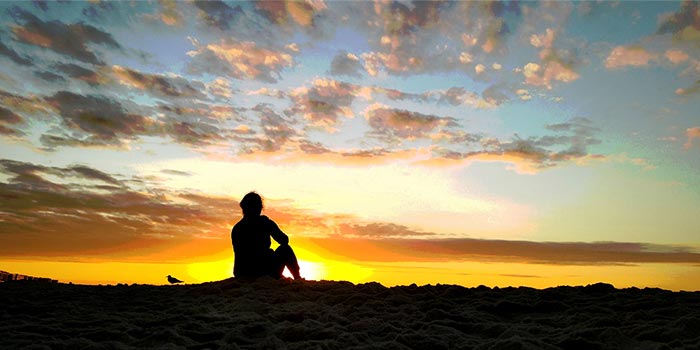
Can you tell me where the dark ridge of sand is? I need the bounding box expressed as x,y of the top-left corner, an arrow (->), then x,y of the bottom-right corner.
1,279 -> 699,350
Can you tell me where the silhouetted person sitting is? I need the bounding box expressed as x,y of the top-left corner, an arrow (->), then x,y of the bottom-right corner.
231,192 -> 302,280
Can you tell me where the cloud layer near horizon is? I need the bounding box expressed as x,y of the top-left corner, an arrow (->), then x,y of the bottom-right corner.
2,158 -> 699,266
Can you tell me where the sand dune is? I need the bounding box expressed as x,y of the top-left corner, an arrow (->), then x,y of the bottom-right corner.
1,278 -> 699,349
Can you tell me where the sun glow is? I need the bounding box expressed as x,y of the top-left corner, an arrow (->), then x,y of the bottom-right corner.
186,258 -> 233,283
282,259 -> 325,280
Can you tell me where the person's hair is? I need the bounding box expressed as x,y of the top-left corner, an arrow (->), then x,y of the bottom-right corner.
240,192 -> 263,217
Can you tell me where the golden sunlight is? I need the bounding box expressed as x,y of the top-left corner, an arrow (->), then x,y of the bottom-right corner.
186,259 -> 233,283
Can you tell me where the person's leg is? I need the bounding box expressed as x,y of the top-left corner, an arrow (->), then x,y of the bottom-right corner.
273,244 -> 301,280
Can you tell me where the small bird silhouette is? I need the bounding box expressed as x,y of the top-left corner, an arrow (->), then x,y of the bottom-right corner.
167,275 -> 183,284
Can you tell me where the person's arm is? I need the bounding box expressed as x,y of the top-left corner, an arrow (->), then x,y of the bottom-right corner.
265,216 -> 289,246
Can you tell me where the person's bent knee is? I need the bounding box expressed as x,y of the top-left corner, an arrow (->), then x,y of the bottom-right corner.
275,244 -> 294,255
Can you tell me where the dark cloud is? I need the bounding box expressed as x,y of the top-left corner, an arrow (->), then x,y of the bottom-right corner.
379,1 -> 448,36
65,164 -> 122,186
165,121 -> 224,146
330,51 -> 363,77
286,79 -> 359,131
34,70 -> 65,82
339,222 -> 434,238
542,117 -> 601,158
0,159 -> 235,258
254,0 -> 329,34
38,134 -> 108,149
43,91 -> 151,146
365,106 -> 458,143
54,63 -> 99,86
9,7 -> 120,65
0,159 -> 121,189
308,237 -> 700,265
193,0 -> 244,30
434,117 -> 602,171
32,0 -> 49,12
482,85 -> 510,106
299,140 -> 331,155
0,39 -> 32,66
249,104 -> 298,152
161,169 -> 192,177
113,66 -> 205,98
81,1 -> 115,21
657,1 -> 700,41
0,106 -> 24,136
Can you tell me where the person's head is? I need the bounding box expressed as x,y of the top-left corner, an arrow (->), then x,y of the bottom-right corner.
240,191 -> 263,217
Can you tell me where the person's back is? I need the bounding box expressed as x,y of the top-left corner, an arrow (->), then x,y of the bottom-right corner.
231,215 -> 284,278
230,192 -> 301,280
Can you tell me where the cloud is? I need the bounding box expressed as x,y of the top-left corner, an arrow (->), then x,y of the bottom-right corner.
287,78 -> 359,132
685,127 -> 700,149
0,38 -> 32,66
343,1 -> 521,77
164,121 -> 224,147
207,77 -> 234,98
1,89 -> 50,117
437,86 -> 503,109
236,104 -> 299,153
33,70 -> 64,82
0,106 -> 24,136
157,0 -> 184,26
54,63 -> 101,86
0,159 -> 235,259
675,80 -> 700,96
43,91 -> 153,147
330,51 -> 363,77
339,223 -> 434,239
9,7 -> 120,65
306,237 -> 700,265
657,0 -> 700,43
521,28 -> 580,89
32,0 -> 49,12
665,49 -> 690,64
365,104 -> 458,144
186,38 -> 294,82
0,159 -> 121,188
522,61 -> 579,89
605,45 -> 657,69
423,117 -> 602,174
161,169 -> 192,177
112,65 -> 205,98
193,0 -> 244,31
255,0 -> 327,28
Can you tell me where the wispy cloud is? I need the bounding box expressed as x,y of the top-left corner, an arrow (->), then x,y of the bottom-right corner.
306,237 -> 700,265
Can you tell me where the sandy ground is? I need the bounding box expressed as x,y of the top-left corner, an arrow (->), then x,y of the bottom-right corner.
1,278 -> 699,350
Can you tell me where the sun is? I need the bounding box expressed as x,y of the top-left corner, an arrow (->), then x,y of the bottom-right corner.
283,259 -> 325,280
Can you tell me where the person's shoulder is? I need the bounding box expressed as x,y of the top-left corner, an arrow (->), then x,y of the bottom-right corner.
231,218 -> 246,231
260,215 -> 278,225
